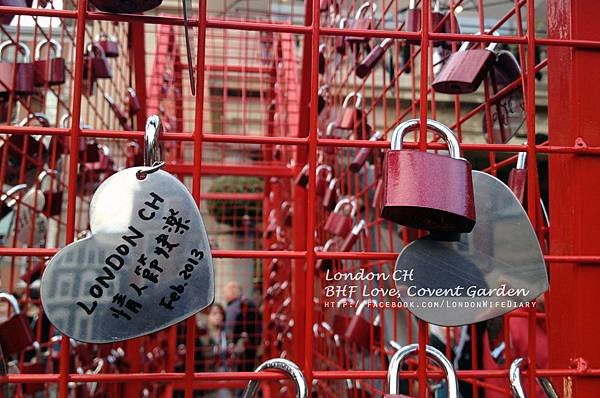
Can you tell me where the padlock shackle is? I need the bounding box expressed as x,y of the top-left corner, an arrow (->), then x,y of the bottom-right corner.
0,292 -> 21,313
19,112 -> 50,128
355,2 -> 376,20
388,343 -> 459,397
351,219 -> 367,236
333,197 -> 357,216
316,164 -> 333,181
319,43 -> 326,53
243,358 -> 308,398
34,39 -> 62,60
326,121 -> 336,136
86,42 -> 108,59
408,0 -> 416,9
323,238 -> 337,251
370,130 -> 384,141
509,357 -> 527,398
1,184 -> 28,205
390,118 -> 462,159
38,169 -> 58,186
342,92 -> 363,109
0,40 -> 31,62
318,84 -> 329,96
144,115 -> 162,167
458,30 -> 499,53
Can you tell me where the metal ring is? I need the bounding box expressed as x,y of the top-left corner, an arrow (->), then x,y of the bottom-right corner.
136,161 -> 165,180
242,358 -> 308,398
144,115 -> 162,167
390,119 -> 461,159
387,343 -> 459,397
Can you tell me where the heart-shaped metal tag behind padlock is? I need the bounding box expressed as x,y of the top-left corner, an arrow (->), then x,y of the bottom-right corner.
41,116 -> 214,343
394,171 -> 548,326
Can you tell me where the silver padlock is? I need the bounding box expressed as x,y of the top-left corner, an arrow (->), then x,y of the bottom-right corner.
385,343 -> 459,398
242,358 -> 308,398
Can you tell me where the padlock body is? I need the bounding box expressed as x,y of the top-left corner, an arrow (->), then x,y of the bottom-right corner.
97,39 -> 119,58
0,313 -> 35,355
34,57 -> 66,86
91,57 -> 112,79
345,19 -> 371,43
22,362 -> 45,393
432,49 -> 495,94
324,212 -> 353,237
344,316 -> 379,349
335,106 -> 361,130
322,184 -> 337,211
90,0 -> 162,13
335,35 -> 346,55
0,62 -> 34,97
128,92 -> 141,116
381,150 -> 475,233
508,168 -> 527,204
404,8 -> 421,44
356,45 -> 385,78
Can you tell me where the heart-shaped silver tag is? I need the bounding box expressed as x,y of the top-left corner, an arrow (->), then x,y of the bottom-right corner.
41,117 -> 214,343
394,171 -> 548,326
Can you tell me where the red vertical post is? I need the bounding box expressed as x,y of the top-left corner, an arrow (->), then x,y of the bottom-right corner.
547,0 -> 600,396
130,22 -> 148,128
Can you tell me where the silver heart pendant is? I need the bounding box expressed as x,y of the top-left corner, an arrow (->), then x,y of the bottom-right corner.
41,167 -> 214,342
394,171 -> 549,326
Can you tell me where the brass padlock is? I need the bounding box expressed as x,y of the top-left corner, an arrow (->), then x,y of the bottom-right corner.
381,119 -> 476,233
384,343 -> 458,397
432,32 -> 498,94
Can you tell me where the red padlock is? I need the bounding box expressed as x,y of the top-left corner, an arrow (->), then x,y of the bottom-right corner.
432,33 -> 498,94
484,50 -> 524,144
332,298 -> 355,337
33,39 -> 66,86
339,219 -> 367,251
346,2 -> 377,44
280,201 -> 292,227
404,0 -> 456,47
384,344 -> 459,397
344,299 -> 381,349
404,0 -> 421,44
356,39 -> 393,79
350,130 -> 383,172
325,198 -> 358,237
381,119 -> 475,233
315,164 -> 333,196
508,150 -> 527,205
95,32 -> 119,58
335,18 -> 347,56
40,169 -> 64,217
0,40 -> 35,98
0,293 -> 35,356
322,177 -> 339,211
127,87 -> 141,116
84,43 -> 112,80
334,92 -> 363,130
22,342 -> 46,394
6,113 -> 50,185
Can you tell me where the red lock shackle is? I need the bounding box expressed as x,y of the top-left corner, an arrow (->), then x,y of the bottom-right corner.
34,39 -> 62,61
243,358 -> 308,398
387,343 -> 459,397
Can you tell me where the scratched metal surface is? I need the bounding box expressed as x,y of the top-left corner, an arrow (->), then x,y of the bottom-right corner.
40,167 -> 214,342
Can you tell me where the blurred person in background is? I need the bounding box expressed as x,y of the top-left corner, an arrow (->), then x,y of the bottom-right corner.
223,281 -> 261,374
